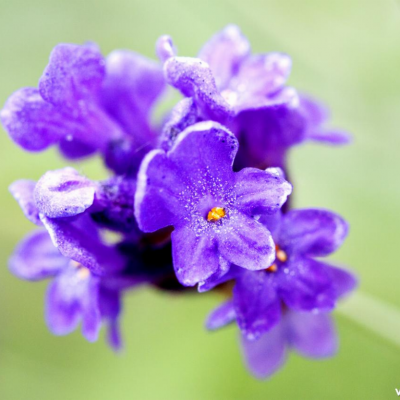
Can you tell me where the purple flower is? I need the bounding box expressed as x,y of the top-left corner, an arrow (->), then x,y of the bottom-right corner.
9,228 -> 129,349
162,25 -> 294,122
206,274 -> 354,378
1,43 -> 165,174
203,209 -> 356,340
135,121 -> 292,286
9,174 -> 179,347
160,25 -> 350,169
206,253 -> 356,378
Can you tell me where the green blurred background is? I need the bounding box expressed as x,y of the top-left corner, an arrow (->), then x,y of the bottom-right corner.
1,0 -> 400,399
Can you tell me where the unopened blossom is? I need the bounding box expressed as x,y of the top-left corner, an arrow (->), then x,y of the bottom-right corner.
32,166 -> 139,235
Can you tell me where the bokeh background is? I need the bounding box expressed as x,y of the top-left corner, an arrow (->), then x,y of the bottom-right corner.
1,0 -> 400,399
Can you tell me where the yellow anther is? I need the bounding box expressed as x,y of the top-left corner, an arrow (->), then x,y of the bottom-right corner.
266,264 -> 278,273
207,207 -> 226,222
266,245 -> 288,273
276,249 -> 288,263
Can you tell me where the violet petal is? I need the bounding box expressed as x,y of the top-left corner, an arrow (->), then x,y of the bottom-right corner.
39,43 -> 105,107
34,167 -> 96,218
164,57 -> 233,121
205,300 -> 236,330
171,226 -> 219,286
234,271 -> 281,340
277,257 -> 336,312
9,229 -> 67,281
9,180 -> 41,225
279,209 -> 348,257
234,167 -> 292,216
198,25 -> 250,90
240,323 -> 286,379
286,310 -> 338,358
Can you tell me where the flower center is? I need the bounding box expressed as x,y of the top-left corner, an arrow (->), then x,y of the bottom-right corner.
266,244 -> 287,273
207,207 -> 226,222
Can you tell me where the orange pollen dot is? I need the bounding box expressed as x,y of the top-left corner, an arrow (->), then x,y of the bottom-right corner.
207,207 -> 226,222
266,264 -> 278,273
276,249 -> 288,262
266,245 -> 288,273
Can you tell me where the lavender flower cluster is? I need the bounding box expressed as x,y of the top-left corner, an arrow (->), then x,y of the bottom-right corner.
1,25 -> 357,378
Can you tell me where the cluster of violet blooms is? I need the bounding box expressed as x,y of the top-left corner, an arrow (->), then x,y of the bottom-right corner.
1,25 -> 357,378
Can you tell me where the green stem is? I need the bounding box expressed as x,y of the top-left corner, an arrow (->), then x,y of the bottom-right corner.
338,291 -> 400,348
